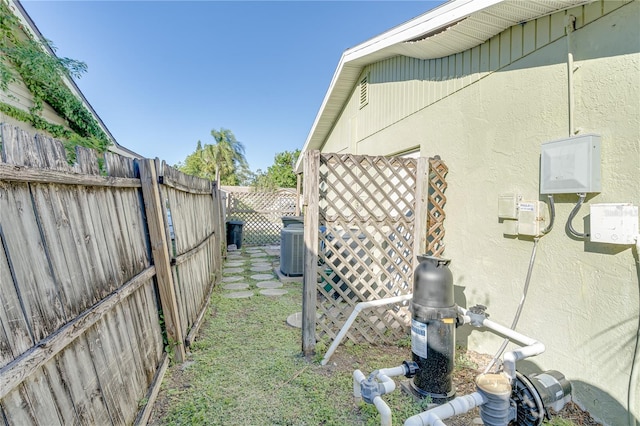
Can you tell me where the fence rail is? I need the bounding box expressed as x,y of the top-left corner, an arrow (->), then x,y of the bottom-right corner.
0,124 -> 224,425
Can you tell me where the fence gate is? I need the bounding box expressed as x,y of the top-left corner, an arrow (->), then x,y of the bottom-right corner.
224,186 -> 298,246
302,151 -> 447,352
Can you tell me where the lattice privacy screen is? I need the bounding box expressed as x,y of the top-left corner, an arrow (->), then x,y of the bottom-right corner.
311,153 -> 447,345
225,188 -> 298,246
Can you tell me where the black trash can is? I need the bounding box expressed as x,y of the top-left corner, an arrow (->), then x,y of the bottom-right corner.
226,220 -> 244,249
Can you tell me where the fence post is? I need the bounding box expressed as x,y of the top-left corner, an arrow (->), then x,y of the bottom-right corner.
412,157 -> 430,272
138,158 -> 186,363
212,181 -> 224,275
302,150 -> 320,356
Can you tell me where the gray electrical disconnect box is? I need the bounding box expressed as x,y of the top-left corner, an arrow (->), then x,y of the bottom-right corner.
540,134 -> 601,194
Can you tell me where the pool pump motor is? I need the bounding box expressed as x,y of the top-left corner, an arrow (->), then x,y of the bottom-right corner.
409,255 -> 457,403
406,255 -> 572,425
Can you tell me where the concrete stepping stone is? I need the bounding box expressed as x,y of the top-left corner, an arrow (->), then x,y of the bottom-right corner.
251,262 -> 271,267
256,281 -> 283,289
223,283 -> 249,290
222,276 -> 243,283
286,311 -> 320,328
250,266 -> 272,272
250,253 -> 267,258
224,267 -> 244,274
286,312 -> 303,328
225,261 -> 245,267
251,273 -> 275,281
260,289 -> 288,297
224,291 -> 254,299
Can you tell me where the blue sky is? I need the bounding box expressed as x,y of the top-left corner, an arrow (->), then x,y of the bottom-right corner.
22,1 -> 442,172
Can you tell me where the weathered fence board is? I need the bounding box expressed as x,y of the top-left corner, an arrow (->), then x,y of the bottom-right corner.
224,186 -> 298,246
159,161 -> 221,347
302,151 -> 448,349
0,123 -> 223,425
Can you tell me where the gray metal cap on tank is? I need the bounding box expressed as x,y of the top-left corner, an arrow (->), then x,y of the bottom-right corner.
412,255 -> 454,309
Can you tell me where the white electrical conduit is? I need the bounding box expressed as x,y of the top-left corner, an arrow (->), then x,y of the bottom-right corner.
403,392 -> 487,426
484,237 -> 540,374
322,294 -> 413,365
457,306 -> 545,382
628,236 -> 640,426
353,365 -> 409,426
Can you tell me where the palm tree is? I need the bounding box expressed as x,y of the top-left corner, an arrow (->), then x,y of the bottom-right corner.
201,128 -> 248,186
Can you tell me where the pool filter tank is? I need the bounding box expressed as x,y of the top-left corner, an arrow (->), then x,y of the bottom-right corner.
409,255 -> 457,403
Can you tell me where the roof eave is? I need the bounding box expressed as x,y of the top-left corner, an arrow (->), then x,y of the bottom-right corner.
295,0 -> 505,172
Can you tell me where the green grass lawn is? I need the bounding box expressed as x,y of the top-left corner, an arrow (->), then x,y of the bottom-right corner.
149,250 -> 591,426
150,276 -> 430,425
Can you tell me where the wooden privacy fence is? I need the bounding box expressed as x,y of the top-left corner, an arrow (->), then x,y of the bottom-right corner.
302,151 -> 447,354
224,186 -> 298,246
0,124 -> 224,425
158,163 -> 224,346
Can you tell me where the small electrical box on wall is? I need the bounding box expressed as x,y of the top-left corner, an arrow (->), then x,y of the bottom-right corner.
590,203 -> 639,245
517,201 -> 548,236
540,134 -> 601,194
499,195 -> 548,237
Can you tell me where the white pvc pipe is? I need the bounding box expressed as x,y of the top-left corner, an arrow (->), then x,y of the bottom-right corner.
353,365 -> 409,426
457,306 -> 545,382
374,396 -> 392,426
403,392 -> 487,426
377,365 -> 406,394
321,294 -> 412,365
354,369 -> 366,404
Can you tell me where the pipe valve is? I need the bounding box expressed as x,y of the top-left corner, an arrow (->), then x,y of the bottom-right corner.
468,304 -> 490,327
360,377 -> 383,404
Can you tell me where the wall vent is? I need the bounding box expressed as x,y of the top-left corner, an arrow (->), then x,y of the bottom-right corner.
359,74 -> 369,109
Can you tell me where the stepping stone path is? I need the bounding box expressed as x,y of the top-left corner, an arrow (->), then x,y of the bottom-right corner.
250,266 -> 272,272
223,283 -> 249,290
251,274 -> 274,281
224,291 -> 254,299
256,281 -> 283,289
221,249 -> 288,300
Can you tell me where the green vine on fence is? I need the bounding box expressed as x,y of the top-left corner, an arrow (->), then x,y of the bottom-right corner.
0,1 -> 110,155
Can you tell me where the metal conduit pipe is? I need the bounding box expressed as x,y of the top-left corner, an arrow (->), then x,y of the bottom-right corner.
457,306 -> 545,382
322,294 -> 413,365
403,392 -> 487,426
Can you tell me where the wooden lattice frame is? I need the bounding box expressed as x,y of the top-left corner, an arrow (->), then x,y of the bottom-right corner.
226,188 -> 297,246
427,156 -> 448,257
305,153 -> 448,347
315,154 -> 418,344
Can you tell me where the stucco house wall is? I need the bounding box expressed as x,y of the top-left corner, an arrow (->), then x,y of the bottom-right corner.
318,2 -> 639,425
